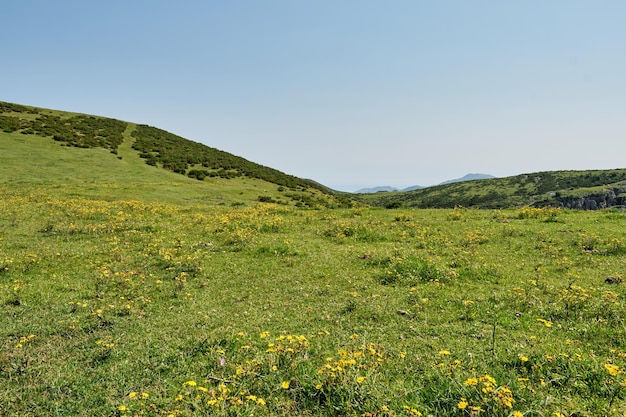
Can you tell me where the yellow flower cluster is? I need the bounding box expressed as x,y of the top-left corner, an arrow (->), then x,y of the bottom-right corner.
266,334 -> 310,354
15,334 -> 36,349
315,343 -> 383,388
177,380 -> 267,412
461,374 -> 516,414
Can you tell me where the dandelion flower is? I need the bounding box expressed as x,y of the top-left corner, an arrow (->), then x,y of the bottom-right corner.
457,398 -> 468,410
438,350 -> 451,355
464,377 -> 478,386
281,381 -> 290,389
356,376 -> 366,384
604,363 -> 622,376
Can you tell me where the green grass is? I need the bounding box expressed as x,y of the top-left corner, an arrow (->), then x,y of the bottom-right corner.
2,177 -> 626,415
2,104 -> 626,416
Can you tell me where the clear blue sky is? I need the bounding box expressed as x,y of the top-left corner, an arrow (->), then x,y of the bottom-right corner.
3,1 -> 625,191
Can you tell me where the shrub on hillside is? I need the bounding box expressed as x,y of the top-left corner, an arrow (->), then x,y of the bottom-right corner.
0,115 -> 23,133
131,124 -> 328,192
10,113 -> 127,152
188,169 -> 209,181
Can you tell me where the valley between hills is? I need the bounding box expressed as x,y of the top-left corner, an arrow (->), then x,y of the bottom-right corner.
2,101 -> 626,416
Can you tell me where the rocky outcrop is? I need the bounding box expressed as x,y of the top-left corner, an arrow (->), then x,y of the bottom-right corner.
557,189 -> 626,210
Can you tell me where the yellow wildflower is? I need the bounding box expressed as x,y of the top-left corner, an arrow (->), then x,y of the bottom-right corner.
458,398 -> 468,410
281,381 -> 290,389
604,363 -> 621,376
464,377 -> 478,386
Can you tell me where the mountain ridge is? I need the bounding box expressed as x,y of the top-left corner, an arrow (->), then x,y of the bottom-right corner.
355,173 -> 494,194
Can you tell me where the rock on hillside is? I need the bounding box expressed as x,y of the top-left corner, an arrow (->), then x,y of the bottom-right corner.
557,188 -> 626,210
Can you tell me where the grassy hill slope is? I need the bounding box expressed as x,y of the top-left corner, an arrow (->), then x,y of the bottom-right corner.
358,169 -> 626,209
0,101 -> 346,208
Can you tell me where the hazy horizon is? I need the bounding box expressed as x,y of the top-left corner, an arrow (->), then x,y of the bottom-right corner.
3,1 -> 625,191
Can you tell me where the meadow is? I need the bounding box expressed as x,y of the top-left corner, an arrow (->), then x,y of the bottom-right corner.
1,106 -> 626,416
2,186 -> 626,416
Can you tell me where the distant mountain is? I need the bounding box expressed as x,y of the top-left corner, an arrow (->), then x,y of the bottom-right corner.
437,173 -> 495,185
401,185 -> 424,192
355,186 -> 398,193
354,173 -> 495,194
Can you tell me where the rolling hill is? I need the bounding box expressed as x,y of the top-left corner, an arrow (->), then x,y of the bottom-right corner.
357,169 -> 626,209
0,101 -> 350,208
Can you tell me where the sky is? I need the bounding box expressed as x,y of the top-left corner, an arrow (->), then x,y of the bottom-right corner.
2,1 -> 625,191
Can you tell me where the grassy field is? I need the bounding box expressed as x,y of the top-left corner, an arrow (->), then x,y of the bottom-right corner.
2,130 -> 626,416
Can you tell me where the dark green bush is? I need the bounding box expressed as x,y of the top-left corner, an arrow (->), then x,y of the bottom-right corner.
131,124 -> 328,192
0,115 -> 23,132
187,169 -> 209,181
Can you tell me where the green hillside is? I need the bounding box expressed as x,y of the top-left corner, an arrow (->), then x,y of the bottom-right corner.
358,169 -> 626,209
0,101 -> 347,208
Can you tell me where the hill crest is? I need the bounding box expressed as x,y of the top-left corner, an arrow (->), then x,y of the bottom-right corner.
0,100 -> 350,208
